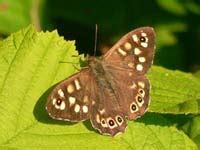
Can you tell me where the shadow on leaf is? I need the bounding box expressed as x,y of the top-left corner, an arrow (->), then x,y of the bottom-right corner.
33,84 -> 77,125
33,83 -> 98,135
83,120 -> 99,134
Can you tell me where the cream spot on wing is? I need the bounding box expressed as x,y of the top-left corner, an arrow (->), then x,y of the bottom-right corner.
74,79 -> 81,90
107,117 -> 118,129
136,64 -> 143,71
58,89 -> 64,97
115,115 -> 124,126
141,32 -> 147,37
52,98 -> 56,105
101,118 -> 108,127
92,101 -> 95,105
63,118 -> 70,121
69,96 -> 76,106
124,42 -> 132,50
134,48 -> 141,55
99,109 -> 105,114
138,81 -> 145,88
138,88 -> 145,97
83,95 -> 89,103
74,104 -> 80,113
57,117 -> 63,120
60,101 -> 66,110
96,114 -> 100,123
139,57 -> 146,63
128,62 -> 134,68
118,48 -> 127,56
145,37 -> 149,42
130,82 -> 137,89
67,84 -> 74,93
82,105 -> 88,113
55,104 -> 60,109
136,95 -> 144,107
130,102 -> 139,113
141,42 -> 148,48
132,34 -> 138,42
129,72 -> 133,76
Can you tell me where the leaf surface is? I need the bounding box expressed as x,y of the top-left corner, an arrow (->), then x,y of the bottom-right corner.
0,25 -> 198,149
149,66 -> 200,114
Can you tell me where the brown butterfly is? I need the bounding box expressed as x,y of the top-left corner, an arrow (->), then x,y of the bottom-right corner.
46,27 -> 156,136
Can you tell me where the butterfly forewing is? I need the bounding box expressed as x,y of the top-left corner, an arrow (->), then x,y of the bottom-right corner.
101,27 -> 155,121
46,68 -> 94,122
103,27 -> 155,75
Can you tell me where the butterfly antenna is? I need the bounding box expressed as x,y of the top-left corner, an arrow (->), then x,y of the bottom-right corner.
93,24 -> 98,56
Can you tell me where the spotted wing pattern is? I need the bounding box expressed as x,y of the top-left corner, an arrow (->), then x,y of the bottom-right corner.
103,27 -> 155,75
89,27 -> 155,135
46,27 -> 155,136
46,69 -> 94,122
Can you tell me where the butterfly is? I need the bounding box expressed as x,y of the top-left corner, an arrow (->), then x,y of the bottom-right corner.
46,27 -> 155,136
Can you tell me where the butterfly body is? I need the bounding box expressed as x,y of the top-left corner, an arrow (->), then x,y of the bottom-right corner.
46,27 -> 155,136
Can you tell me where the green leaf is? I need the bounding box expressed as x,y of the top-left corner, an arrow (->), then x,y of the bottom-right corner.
0,25 -> 198,149
181,116 -> 200,149
148,66 -> 200,114
193,70 -> 200,80
156,0 -> 187,16
154,24 -> 187,70
0,0 -> 31,34
0,25 -> 78,148
0,0 -> 42,34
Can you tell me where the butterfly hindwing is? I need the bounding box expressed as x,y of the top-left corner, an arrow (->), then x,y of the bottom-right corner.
104,66 -> 150,120
125,75 -> 150,120
90,109 -> 127,136
89,80 -> 127,136
103,27 -> 155,75
46,68 -> 94,122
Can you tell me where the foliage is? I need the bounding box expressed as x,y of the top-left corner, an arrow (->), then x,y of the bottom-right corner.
0,0 -> 200,149
0,26 -> 198,149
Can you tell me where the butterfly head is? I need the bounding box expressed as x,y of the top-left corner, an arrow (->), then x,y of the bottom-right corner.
87,56 -> 102,67
88,56 -> 98,62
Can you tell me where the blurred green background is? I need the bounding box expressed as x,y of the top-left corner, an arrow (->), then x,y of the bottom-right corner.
0,0 -> 199,72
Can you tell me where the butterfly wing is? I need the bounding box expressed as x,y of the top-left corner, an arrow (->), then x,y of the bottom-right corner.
89,77 -> 127,136
101,27 -> 155,120
46,68 -> 94,122
103,27 -> 155,75
46,67 -> 127,136
103,66 -> 150,120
